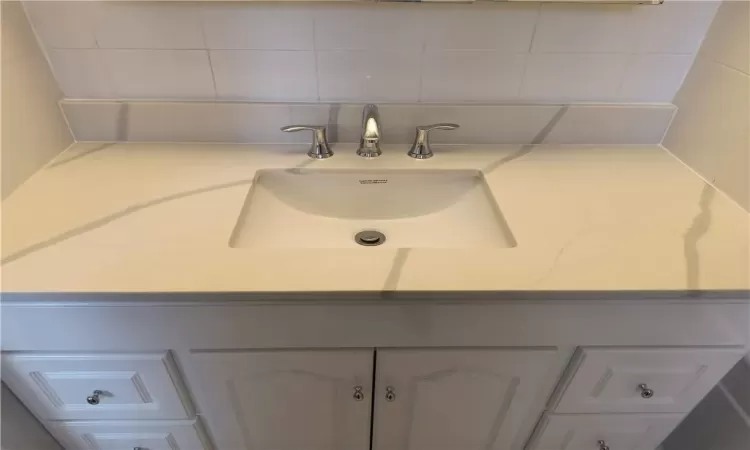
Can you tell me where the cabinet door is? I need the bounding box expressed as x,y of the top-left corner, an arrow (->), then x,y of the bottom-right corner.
372,348 -> 559,450
190,350 -> 373,450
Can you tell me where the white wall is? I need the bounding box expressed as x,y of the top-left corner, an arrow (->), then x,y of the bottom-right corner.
663,0 -> 750,210
1,0 -> 73,199
1,383 -> 62,450
24,1 -> 718,103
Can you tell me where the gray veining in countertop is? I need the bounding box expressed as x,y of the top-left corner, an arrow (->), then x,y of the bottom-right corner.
1,142 -> 748,296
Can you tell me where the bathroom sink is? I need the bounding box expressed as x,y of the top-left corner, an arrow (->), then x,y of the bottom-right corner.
230,169 -> 516,249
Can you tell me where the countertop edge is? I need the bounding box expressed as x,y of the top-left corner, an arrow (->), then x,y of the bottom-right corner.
2,290 -> 749,306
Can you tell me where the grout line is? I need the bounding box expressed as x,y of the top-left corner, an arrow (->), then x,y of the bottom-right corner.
658,103 -> 679,145
659,144 -> 749,214
20,2 -> 78,143
56,100 -> 77,143
416,12 -> 428,103
312,16 -> 321,102
701,54 -> 750,77
417,41 -> 427,103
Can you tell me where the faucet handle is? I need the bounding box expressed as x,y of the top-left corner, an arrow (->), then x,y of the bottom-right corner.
281,125 -> 333,159
408,123 -> 460,159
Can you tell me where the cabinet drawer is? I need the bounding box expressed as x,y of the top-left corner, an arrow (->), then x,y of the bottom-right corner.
1,352 -> 192,420
526,413 -> 683,450
50,419 -> 209,450
553,347 -> 744,413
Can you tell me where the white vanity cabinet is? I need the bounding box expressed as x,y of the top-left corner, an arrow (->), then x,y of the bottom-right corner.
1,297 -> 748,450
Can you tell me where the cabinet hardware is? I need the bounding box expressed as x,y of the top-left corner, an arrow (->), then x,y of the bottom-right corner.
385,386 -> 396,402
598,440 -> 610,450
638,383 -> 654,399
353,386 -> 364,401
86,390 -> 103,405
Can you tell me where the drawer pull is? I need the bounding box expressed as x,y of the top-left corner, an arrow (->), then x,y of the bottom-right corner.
353,386 -> 364,401
598,440 -> 610,450
385,386 -> 396,402
638,383 -> 655,399
86,390 -> 103,405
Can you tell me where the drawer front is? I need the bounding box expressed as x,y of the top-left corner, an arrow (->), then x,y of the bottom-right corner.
1,352 -> 192,420
51,419 -> 209,450
554,347 -> 745,413
526,414 -> 683,450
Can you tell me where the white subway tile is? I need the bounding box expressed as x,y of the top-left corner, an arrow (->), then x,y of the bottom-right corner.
127,102 -> 294,143
542,104 -> 676,145
531,4 -> 637,53
211,50 -> 318,101
633,1 -> 719,54
421,52 -> 525,102
104,50 -> 215,99
314,5 -> 424,51
61,101 -> 122,141
701,1 -> 749,75
47,50 -> 114,98
620,54 -> 694,102
410,105 -> 564,145
95,2 -> 204,49
521,53 -> 628,102
423,4 -> 538,51
202,4 -> 314,50
317,51 -> 420,102
665,57 -> 750,209
23,1 -> 99,49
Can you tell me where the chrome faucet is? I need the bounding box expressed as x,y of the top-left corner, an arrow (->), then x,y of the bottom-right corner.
357,104 -> 382,158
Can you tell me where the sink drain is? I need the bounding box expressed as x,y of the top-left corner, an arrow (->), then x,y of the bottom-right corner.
354,230 -> 386,247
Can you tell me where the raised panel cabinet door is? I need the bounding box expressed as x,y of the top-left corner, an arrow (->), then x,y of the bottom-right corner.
526,413 -> 683,450
372,348 -> 559,450
0,352 -> 192,420
553,347 -> 746,413
190,349 -> 373,450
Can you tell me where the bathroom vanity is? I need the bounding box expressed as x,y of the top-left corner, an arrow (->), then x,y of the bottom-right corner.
2,143 -> 749,450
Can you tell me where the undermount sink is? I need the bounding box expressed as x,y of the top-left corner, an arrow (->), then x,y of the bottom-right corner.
230,169 -> 516,249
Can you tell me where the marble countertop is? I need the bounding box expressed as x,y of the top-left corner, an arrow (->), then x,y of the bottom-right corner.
2,143 -> 748,296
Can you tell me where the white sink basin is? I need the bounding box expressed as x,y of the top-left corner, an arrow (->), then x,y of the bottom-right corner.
230,169 -> 516,249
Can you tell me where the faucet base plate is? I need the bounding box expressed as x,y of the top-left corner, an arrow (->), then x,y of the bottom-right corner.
356,148 -> 383,158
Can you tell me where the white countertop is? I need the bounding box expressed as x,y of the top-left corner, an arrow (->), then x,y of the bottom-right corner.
2,143 -> 748,295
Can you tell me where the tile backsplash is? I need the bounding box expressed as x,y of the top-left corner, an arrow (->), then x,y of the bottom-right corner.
25,1 -> 719,103
61,100 -> 676,146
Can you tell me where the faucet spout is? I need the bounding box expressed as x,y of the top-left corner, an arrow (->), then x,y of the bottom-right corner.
357,104 -> 382,158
